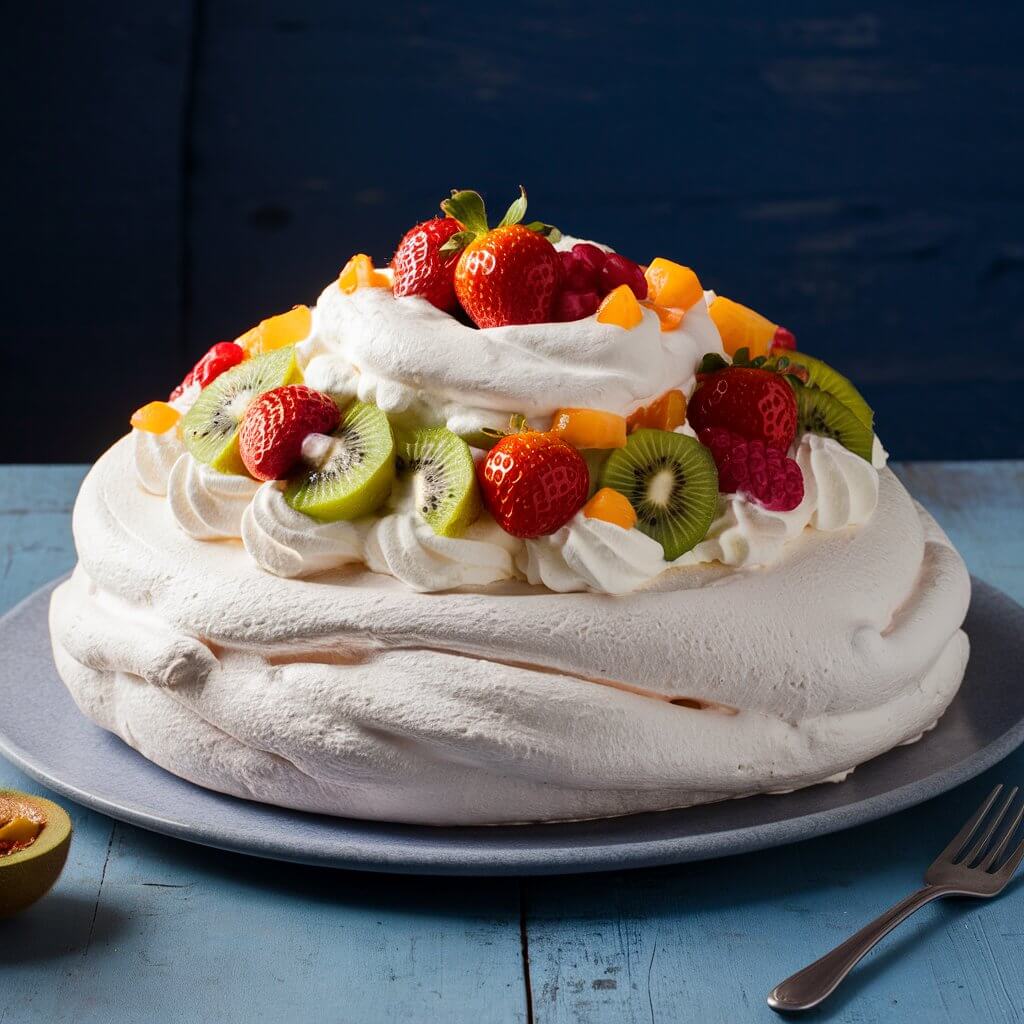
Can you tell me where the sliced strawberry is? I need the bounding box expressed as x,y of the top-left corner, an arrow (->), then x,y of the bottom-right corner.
238,385 -> 341,481
478,431 -> 589,538
391,217 -> 464,311
170,342 -> 245,401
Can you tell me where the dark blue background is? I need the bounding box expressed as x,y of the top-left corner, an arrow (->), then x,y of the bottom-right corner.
6,2 -> 1023,462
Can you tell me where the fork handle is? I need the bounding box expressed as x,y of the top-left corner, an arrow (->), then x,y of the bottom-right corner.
767,884 -> 953,1012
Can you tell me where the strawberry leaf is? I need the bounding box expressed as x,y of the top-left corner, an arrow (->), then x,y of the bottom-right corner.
697,353 -> 730,375
497,186 -> 528,228
523,221 -> 562,242
440,190 -> 489,237
438,229 -> 476,256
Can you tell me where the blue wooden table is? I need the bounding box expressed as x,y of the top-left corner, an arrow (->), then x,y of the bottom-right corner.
2,462 -> 1023,1023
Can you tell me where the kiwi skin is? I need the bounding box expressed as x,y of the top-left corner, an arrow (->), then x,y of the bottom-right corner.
779,351 -> 873,429
397,427 -> 481,538
0,791 -> 72,918
796,387 -> 874,462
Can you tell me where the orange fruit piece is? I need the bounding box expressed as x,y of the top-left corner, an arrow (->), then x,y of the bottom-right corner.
708,295 -> 778,358
644,258 -> 703,310
641,301 -> 685,332
550,408 -> 628,449
339,253 -> 390,294
583,487 -> 637,530
596,284 -> 644,329
236,305 -> 311,356
627,390 -> 687,433
131,400 -> 181,434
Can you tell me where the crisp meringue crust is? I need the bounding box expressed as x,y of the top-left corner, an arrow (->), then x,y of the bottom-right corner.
49,435 -> 970,824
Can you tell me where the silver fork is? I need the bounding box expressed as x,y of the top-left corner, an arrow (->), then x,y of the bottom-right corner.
767,784 -> 1024,1013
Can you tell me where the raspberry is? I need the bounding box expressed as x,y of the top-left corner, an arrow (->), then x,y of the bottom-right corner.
699,427 -> 804,512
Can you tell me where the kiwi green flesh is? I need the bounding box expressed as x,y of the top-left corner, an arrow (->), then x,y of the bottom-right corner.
797,387 -> 874,461
781,351 -> 873,429
0,791 -> 72,918
181,346 -> 301,475
599,429 -> 718,561
397,427 -> 480,537
285,400 -> 395,521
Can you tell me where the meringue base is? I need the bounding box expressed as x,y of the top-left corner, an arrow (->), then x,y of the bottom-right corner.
49,439 -> 970,825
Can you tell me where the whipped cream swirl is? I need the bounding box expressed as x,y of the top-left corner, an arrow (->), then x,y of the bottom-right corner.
167,454 -> 260,540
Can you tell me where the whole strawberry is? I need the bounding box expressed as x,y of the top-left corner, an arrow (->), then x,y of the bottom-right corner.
479,431 -> 589,538
170,342 -> 245,401
699,427 -> 804,512
391,217 -> 464,311
439,188 -> 562,328
239,384 -> 340,481
689,358 -> 799,451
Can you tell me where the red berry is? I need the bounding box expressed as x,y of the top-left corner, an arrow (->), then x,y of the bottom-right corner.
170,342 -> 245,401
599,254 -> 648,300
392,217 -> 464,311
478,432 -> 590,538
772,326 -> 797,351
699,427 -> 804,512
571,243 -> 608,275
552,289 -> 601,322
688,366 -> 798,450
558,250 -> 597,292
238,384 -> 341,481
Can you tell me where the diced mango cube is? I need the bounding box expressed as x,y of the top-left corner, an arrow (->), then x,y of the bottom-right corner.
236,305 -> 312,356
131,400 -> 181,434
642,302 -> 685,332
627,390 -> 687,433
708,296 -> 778,358
644,258 -> 703,310
583,488 -> 637,530
550,408 -> 628,449
339,254 -> 390,294
596,284 -> 644,329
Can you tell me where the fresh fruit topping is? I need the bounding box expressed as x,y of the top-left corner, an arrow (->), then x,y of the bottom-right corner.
169,342 -> 245,401
236,305 -> 312,356
708,296 -> 782,359
642,302 -> 685,332
550,408 -> 628,449
689,360 -> 799,451
338,254 -> 390,294
0,791 -> 72,917
599,430 -> 718,560
596,284 -> 644,329
772,326 -> 796,351
796,386 -> 874,462
130,400 -> 181,435
626,390 -> 687,433
181,347 -> 301,475
285,401 -> 395,521
478,431 -> 589,538
644,258 -> 702,310
772,351 -> 873,430
438,188 -> 562,328
571,242 -> 608,277
583,487 -> 637,530
238,385 -> 341,482
457,413 -> 530,451
552,288 -> 601,322
699,427 -> 804,512
396,426 -> 480,537
599,254 -> 648,301
391,217 -> 464,311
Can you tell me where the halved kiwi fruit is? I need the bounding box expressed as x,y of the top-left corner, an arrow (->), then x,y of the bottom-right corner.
796,387 -> 874,462
396,426 -> 480,537
181,346 -> 301,474
780,352 -> 873,429
599,429 -> 718,560
285,400 -> 395,521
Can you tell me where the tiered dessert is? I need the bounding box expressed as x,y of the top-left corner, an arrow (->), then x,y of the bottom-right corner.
50,189 -> 971,824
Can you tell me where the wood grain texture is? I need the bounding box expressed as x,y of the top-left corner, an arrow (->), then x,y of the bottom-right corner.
1,462 -> 1022,1024
5,3 -> 1024,461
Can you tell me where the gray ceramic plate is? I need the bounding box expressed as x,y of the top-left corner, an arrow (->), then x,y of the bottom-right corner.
2,577 -> 1023,876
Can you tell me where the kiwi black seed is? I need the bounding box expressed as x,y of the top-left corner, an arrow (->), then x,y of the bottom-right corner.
599,429 -> 718,560
796,387 -> 874,462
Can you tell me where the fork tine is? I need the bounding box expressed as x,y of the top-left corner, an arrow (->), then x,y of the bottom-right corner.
996,832 -> 1024,880
981,800 -> 1024,871
963,787 -> 1019,866
934,785 -> 1003,865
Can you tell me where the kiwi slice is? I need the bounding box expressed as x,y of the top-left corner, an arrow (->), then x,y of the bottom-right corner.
396,426 -> 480,537
796,387 -> 874,462
599,429 -> 718,560
284,400 -> 395,521
781,352 -> 873,429
181,346 -> 301,474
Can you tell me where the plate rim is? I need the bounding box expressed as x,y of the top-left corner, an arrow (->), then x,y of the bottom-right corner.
2,575 -> 1023,876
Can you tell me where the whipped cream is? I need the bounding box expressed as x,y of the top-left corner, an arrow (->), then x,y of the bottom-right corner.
167,454 -> 260,540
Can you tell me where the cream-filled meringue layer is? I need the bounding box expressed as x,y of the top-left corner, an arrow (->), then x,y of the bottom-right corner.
50,435 -> 970,825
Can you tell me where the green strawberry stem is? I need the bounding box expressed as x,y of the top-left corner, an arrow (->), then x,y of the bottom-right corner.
438,187 -> 560,258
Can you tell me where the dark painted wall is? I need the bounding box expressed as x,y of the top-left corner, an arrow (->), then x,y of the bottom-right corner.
6,1 -> 1023,463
